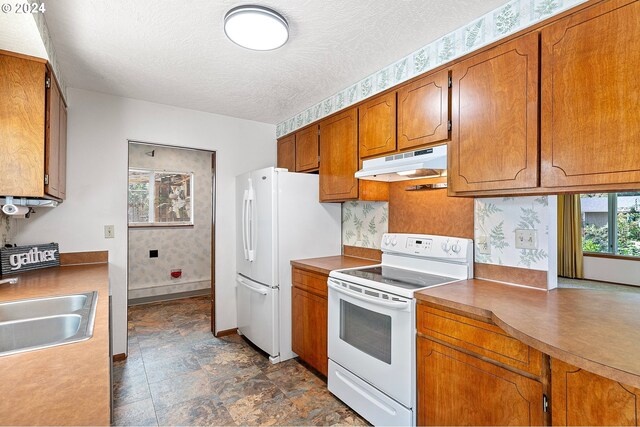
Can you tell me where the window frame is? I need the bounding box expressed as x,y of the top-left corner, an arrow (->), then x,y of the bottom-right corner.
128,168 -> 194,228
581,192 -> 640,259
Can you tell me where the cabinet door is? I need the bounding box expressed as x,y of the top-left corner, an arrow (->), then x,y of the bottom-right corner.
0,54 -> 46,197
319,108 -> 359,202
45,75 -> 61,198
303,289 -> 328,376
291,286 -> 328,376
418,337 -> 544,426
551,358 -> 640,426
295,125 -> 319,172
291,286 -> 306,360
359,92 -> 396,158
58,100 -> 67,200
449,32 -> 539,194
397,70 -> 450,151
541,0 -> 640,188
277,134 -> 295,171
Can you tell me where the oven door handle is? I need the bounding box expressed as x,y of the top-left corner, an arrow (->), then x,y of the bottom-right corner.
328,281 -> 410,310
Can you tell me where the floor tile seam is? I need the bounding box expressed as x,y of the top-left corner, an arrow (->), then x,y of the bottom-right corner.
137,325 -> 162,427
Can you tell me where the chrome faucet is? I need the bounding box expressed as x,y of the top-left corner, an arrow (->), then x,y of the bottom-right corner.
0,277 -> 19,285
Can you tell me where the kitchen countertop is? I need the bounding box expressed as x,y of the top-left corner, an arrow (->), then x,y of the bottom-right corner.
416,279 -> 640,389
290,255 -> 379,275
0,264 -> 111,426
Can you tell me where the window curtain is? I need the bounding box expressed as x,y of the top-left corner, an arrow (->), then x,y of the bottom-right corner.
557,194 -> 584,278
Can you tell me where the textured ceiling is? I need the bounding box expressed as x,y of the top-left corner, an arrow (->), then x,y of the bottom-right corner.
43,0 -> 507,124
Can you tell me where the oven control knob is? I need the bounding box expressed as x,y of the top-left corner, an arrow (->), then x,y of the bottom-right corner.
384,236 -> 391,246
452,243 -> 462,254
391,236 -> 397,246
441,240 -> 451,252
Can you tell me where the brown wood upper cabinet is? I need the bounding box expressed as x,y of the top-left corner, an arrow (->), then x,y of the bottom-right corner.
277,133 -> 295,171
319,108 -> 359,201
448,32 -> 539,195
0,51 -> 67,200
276,126 -> 319,172
540,0 -> 640,189
358,92 -> 396,158
397,70 -> 450,151
551,358 -> 640,426
295,125 -> 319,172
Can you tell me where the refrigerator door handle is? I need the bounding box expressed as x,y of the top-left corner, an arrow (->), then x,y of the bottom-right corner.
237,276 -> 268,295
242,190 -> 249,260
246,181 -> 256,262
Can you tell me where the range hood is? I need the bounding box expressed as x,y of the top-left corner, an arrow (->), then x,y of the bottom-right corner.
355,145 -> 447,182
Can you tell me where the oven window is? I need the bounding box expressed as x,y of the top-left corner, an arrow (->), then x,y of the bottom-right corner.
339,300 -> 392,364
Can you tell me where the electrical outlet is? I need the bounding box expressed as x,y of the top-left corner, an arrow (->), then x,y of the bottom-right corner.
477,236 -> 491,255
515,229 -> 537,250
104,225 -> 115,239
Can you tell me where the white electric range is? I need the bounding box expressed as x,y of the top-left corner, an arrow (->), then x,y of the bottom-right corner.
327,233 -> 474,426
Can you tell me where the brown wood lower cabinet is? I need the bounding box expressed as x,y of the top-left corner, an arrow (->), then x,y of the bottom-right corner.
418,337 -> 545,426
291,267 -> 328,376
551,358 -> 640,426
416,302 -> 547,426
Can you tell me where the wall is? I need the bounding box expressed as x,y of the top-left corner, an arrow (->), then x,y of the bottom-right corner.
388,179 -> 474,239
127,144 -> 213,300
0,214 -> 16,246
474,196 -> 558,288
584,256 -> 640,286
13,88 -> 276,355
276,0 -> 589,137
342,201 -> 388,249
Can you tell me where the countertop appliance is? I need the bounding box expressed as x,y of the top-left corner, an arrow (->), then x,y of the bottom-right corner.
327,233 -> 473,426
236,167 -> 341,363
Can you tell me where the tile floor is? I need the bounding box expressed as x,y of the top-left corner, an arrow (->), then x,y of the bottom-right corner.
113,296 -> 368,426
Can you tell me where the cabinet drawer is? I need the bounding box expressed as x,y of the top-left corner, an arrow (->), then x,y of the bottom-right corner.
292,267 -> 328,297
417,304 -> 543,376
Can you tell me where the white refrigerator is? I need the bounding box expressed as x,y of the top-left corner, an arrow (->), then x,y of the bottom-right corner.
236,167 -> 341,363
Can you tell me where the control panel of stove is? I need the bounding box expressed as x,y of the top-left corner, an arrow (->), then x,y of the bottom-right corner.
381,233 -> 472,259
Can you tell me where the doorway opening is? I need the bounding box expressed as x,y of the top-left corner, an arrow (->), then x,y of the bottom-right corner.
126,141 -> 217,340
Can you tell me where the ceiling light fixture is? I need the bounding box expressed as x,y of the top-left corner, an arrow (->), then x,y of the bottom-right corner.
224,5 -> 289,51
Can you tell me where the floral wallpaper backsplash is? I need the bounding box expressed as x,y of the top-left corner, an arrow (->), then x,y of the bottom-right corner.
276,0 -> 586,138
475,196 -> 557,271
342,202 -> 388,249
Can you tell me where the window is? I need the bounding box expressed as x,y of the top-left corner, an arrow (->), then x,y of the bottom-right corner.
128,169 -> 193,226
580,192 -> 640,257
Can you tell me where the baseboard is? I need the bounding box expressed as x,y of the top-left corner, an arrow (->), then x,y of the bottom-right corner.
112,353 -> 127,362
215,328 -> 237,337
128,288 -> 210,306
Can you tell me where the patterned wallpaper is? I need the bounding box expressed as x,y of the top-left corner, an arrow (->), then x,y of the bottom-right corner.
0,214 -> 15,247
342,202 -> 388,249
276,0 -> 587,138
475,196 -> 557,271
128,143 -> 212,299
31,14 -> 66,97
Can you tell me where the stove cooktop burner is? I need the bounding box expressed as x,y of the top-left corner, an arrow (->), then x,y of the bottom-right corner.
338,265 -> 457,290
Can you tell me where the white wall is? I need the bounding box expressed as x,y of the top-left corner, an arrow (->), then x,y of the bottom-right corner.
13,88 -> 276,355
584,256 -> 640,286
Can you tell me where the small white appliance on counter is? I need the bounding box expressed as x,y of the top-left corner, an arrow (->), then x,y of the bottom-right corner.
327,233 -> 474,426
236,167 -> 341,363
